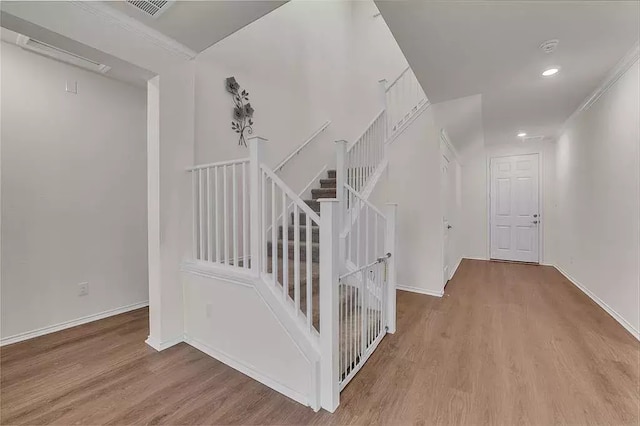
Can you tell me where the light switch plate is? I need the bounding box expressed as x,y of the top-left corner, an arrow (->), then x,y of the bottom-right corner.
66,80 -> 77,94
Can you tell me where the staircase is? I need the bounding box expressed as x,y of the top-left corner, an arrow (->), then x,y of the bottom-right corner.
183,66 -> 425,412
268,169 -> 336,260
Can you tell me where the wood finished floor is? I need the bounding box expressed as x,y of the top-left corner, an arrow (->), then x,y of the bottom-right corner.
2,259 -> 638,425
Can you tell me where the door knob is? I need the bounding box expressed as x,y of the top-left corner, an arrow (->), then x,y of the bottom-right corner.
447,225 -> 453,229
532,220 -> 538,224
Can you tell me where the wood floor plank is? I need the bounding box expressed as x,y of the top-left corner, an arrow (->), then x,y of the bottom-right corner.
1,259 -> 638,425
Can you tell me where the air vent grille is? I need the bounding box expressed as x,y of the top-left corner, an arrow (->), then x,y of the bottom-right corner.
126,0 -> 174,17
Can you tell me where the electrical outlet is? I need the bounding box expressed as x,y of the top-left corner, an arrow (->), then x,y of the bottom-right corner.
205,303 -> 212,319
78,282 -> 89,297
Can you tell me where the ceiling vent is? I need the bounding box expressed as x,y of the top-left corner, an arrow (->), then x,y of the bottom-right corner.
16,35 -> 111,74
125,0 -> 174,18
539,39 -> 559,54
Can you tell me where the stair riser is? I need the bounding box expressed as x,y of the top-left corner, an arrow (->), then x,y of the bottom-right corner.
267,242 -> 320,263
311,189 -> 337,200
327,170 -> 336,179
320,179 -> 337,189
279,226 -> 320,243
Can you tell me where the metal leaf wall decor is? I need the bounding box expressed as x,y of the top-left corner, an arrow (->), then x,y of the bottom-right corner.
226,77 -> 254,147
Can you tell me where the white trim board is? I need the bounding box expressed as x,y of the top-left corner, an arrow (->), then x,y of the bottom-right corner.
184,335 -> 312,408
553,264 -> 639,341
145,335 -> 183,351
0,301 -> 149,346
396,285 -> 444,298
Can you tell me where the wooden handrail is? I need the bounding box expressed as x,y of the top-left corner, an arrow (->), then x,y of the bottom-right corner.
274,120 -> 331,173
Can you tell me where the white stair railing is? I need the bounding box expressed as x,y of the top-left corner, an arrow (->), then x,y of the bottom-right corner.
385,66 -> 428,134
343,184 -> 387,268
188,158 -> 251,269
260,164 -> 322,334
187,136 -> 344,412
345,109 -> 387,194
339,254 -> 389,390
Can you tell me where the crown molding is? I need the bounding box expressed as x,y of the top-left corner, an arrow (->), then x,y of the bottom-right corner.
69,1 -> 197,60
559,41 -> 639,136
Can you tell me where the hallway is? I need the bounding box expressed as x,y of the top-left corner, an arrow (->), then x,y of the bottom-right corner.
1,259 -> 638,424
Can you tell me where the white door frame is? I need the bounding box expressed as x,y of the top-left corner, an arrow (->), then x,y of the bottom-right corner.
486,151 -> 544,263
440,130 -> 459,283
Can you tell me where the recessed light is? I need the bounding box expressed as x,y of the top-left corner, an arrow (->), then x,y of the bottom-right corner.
542,67 -> 560,77
517,132 -> 527,137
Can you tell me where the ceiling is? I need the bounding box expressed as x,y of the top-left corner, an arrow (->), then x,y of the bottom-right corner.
103,0 -> 286,53
0,12 -> 155,87
431,94 -> 484,158
376,1 -> 640,149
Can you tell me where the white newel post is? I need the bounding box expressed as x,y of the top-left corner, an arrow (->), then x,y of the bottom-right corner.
335,140 -> 347,269
249,136 -> 267,276
319,199 -> 340,412
385,203 -> 398,334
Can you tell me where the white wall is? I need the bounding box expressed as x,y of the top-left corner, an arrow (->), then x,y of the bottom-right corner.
554,59 -> 639,336
0,0 -> 197,349
183,273 -> 315,407
193,0 -> 408,187
459,140 -> 557,263
386,107 -> 444,295
1,42 -> 148,341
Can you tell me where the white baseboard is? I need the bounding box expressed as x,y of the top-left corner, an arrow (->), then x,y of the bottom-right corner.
396,284 -> 444,298
1,301 -> 149,346
145,335 -> 183,351
184,335 -> 311,408
553,264 -> 640,341
462,256 -> 488,261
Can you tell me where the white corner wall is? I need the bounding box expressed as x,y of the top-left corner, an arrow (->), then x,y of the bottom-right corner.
554,59 -> 640,336
1,42 -> 148,342
386,107 -> 445,296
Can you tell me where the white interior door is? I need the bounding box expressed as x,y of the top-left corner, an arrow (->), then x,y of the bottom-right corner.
442,146 -> 458,283
490,154 -> 540,263
442,155 -> 451,282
